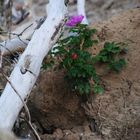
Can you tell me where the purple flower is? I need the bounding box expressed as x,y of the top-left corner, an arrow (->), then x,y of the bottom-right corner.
66,15 -> 84,27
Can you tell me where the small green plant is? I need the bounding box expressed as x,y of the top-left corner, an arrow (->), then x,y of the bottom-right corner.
95,42 -> 126,72
42,15 -> 126,96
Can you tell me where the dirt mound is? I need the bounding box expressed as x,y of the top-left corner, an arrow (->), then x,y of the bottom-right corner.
86,8 -> 140,140
29,8 -> 140,140
29,70 -> 86,129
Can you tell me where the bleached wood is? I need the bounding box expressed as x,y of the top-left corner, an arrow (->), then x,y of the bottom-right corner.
0,38 -> 28,55
77,0 -> 88,24
0,21 -> 38,56
0,0 -> 67,130
0,128 -> 17,140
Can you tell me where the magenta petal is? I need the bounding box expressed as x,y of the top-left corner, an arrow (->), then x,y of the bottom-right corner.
66,15 -> 84,27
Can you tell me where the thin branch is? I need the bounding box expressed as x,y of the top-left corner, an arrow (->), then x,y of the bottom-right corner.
12,23 -> 33,36
1,70 -> 41,140
0,17 -> 49,56
17,36 -> 28,45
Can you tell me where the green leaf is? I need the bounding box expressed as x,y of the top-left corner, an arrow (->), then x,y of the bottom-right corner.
84,83 -> 90,95
93,84 -> 104,94
109,59 -> 126,72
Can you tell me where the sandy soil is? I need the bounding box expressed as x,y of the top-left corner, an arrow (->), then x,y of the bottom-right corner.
29,8 -> 140,140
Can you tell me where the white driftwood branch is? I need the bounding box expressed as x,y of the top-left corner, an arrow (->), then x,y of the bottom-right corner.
0,21 -> 38,56
0,0 -> 67,130
77,0 -> 88,24
0,128 -> 18,140
0,38 -> 28,55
